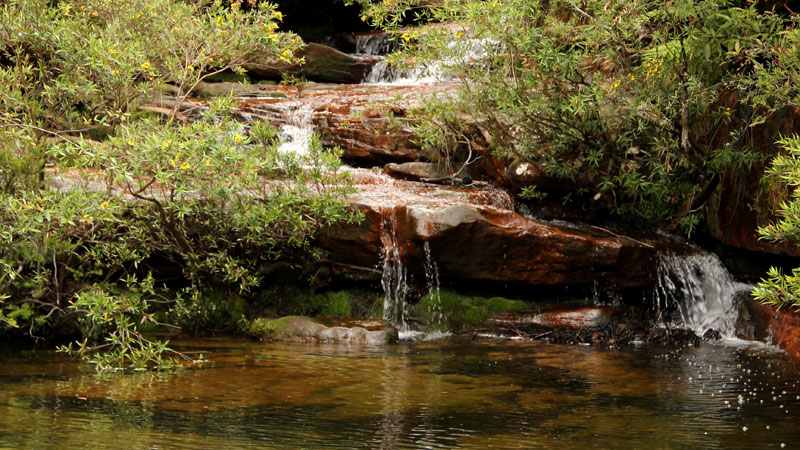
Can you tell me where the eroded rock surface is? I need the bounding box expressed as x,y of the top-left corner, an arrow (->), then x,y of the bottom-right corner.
738,297 -> 800,359
232,82 -> 458,165
319,169 -> 695,289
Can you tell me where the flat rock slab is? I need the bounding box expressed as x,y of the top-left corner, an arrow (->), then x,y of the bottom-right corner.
383,162 -> 447,181
232,82 -> 459,165
249,315 -> 399,344
319,169 -> 696,289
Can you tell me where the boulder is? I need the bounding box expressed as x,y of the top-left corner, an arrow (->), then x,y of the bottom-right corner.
383,162 -> 446,181
249,316 -> 398,344
738,297 -> 800,359
318,169 -> 695,289
244,43 -> 381,84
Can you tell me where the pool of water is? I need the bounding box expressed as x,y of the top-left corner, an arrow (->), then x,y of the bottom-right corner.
1,337 -> 799,448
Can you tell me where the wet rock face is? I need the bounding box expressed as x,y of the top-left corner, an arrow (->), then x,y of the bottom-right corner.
706,106 -> 800,257
233,83 -> 458,165
249,316 -> 399,344
739,297 -> 800,359
319,169 -> 694,289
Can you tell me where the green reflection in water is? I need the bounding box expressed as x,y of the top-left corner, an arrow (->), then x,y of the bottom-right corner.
1,338 -> 800,449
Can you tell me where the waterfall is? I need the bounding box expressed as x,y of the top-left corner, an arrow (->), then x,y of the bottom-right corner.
656,252 -> 751,338
276,103 -> 314,157
363,37 -> 497,85
363,61 -> 441,85
380,209 -> 409,331
355,33 -> 396,56
423,241 -> 444,330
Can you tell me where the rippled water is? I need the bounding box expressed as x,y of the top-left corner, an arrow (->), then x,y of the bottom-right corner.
2,338 -> 800,448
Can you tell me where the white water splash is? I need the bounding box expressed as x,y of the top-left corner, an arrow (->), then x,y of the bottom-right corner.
364,38 -> 497,85
656,252 -> 751,338
355,33 -> 396,56
276,104 -> 314,157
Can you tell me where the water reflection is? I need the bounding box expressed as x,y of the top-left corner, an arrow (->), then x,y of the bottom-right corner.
1,338 -> 800,448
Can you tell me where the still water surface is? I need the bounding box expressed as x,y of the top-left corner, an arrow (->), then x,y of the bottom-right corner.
2,337 -> 800,449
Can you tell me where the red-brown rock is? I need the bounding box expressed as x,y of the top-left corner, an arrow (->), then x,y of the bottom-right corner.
740,299 -> 800,359
233,82 -> 460,165
244,43 -> 381,84
706,106 -> 800,257
318,169 -> 695,289
489,306 -> 631,330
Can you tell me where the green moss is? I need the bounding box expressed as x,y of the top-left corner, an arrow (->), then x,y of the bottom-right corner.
259,287 -> 382,319
248,316 -> 295,338
317,291 -> 352,317
411,289 -> 528,333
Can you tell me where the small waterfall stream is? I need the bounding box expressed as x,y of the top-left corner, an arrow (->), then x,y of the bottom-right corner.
355,33 -> 396,56
379,208 -> 409,331
422,241 -> 444,331
656,251 -> 751,338
252,36 -> 763,345
276,103 -> 315,157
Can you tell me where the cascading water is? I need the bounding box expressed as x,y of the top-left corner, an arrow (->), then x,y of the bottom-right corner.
380,208 -> 409,331
276,104 -> 314,157
364,38 -> 497,85
656,252 -> 751,338
355,33 -> 396,56
423,241 -> 443,330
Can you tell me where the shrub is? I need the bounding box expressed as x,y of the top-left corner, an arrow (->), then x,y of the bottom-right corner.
0,0 -> 359,370
753,136 -> 800,309
352,0 -> 799,234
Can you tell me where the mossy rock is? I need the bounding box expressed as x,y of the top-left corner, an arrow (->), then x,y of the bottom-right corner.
248,315 -> 398,344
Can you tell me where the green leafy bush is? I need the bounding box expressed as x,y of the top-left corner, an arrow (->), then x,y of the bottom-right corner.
0,0 -> 360,371
353,0 -> 799,233
753,136 -> 800,309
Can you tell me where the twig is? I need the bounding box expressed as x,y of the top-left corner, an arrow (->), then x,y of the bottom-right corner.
589,225 -> 655,249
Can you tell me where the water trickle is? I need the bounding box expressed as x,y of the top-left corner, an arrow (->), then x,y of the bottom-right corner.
656,252 -> 751,338
363,62 -> 440,85
423,241 -> 443,330
380,208 -> 409,331
276,104 -> 315,157
355,34 -> 396,56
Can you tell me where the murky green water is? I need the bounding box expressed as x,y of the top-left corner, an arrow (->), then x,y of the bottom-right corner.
2,337 -> 800,449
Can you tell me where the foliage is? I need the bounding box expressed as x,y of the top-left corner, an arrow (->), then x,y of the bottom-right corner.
0,0 -> 360,371
352,0 -> 799,231
753,136 -> 800,309
0,0 -> 298,132
58,278 -> 195,372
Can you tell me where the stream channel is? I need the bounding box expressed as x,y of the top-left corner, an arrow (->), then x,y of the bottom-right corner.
2,338 -> 800,448
7,29 -> 800,449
